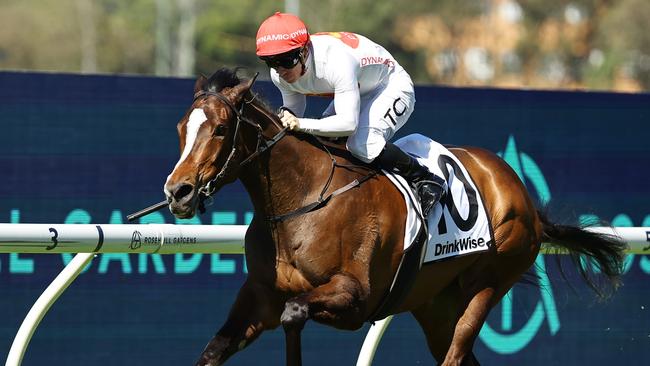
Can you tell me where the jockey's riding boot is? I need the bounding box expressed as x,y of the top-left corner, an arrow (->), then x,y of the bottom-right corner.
377,142 -> 446,217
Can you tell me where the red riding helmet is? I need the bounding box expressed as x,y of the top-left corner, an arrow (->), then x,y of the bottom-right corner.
256,12 -> 310,56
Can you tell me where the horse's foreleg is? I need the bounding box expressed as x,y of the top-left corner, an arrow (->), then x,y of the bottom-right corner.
196,280 -> 281,366
281,296 -> 308,366
280,273 -> 365,365
282,306 -> 305,366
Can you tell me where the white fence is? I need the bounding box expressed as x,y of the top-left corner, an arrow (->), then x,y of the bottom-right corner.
0,223 -> 248,254
2,224 -> 648,366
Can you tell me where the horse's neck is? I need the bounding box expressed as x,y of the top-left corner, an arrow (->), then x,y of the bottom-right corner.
240,130 -> 332,219
236,106 -> 327,218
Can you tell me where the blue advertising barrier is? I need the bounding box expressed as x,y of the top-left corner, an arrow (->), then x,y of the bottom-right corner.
0,71 -> 649,365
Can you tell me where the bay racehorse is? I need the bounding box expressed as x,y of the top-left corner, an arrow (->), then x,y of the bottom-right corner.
163,68 -> 626,366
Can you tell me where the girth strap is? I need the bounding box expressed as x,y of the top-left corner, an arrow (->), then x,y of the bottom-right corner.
367,222 -> 429,322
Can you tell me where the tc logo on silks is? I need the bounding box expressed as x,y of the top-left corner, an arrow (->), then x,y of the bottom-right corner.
478,135 -> 560,354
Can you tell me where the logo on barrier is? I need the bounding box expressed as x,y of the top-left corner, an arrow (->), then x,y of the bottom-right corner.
479,135 -> 560,354
130,230 -> 142,250
644,231 -> 650,251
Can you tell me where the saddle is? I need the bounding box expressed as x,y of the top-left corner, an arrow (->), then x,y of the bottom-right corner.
367,134 -> 495,322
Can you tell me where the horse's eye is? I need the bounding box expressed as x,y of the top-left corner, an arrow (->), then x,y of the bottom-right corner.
214,124 -> 227,137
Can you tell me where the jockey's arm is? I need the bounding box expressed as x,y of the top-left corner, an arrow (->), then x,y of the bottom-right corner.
298,88 -> 359,137
280,89 -> 306,117
297,52 -> 360,137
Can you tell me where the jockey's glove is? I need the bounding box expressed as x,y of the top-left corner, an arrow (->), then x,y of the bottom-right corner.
278,107 -> 300,131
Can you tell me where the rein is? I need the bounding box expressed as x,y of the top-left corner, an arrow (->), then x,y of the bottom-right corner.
193,85 -> 377,223
127,76 -> 375,223
268,140 -> 377,223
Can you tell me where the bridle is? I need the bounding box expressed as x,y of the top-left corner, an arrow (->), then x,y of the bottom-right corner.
127,73 -> 373,224
191,81 -> 288,200
190,77 -> 377,223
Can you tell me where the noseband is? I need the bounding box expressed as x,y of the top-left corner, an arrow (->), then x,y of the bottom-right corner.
191,87 -> 288,199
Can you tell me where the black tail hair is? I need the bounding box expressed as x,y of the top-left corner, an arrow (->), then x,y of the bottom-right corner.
538,210 -> 627,298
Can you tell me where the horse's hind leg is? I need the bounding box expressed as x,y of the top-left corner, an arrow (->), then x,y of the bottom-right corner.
411,280 -> 481,365
442,284 -> 495,366
196,280 -> 282,366
413,249 -> 535,365
438,236 -> 539,365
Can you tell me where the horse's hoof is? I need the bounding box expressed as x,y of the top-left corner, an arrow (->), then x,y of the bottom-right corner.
195,335 -> 230,366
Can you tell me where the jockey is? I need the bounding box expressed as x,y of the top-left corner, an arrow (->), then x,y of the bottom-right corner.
256,12 -> 446,217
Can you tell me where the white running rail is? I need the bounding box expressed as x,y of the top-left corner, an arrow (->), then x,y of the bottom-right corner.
2,224 -> 246,366
0,223 -> 248,254
1,224 -> 648,366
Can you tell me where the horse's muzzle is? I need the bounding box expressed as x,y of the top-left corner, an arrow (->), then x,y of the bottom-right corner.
165,181 -> 198,218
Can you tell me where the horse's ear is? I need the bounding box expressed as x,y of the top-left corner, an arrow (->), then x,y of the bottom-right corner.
225,73 -> 259,103
194,74 -> 207,94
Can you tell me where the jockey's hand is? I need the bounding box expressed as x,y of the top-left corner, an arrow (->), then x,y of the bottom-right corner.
279,109 -> 300,131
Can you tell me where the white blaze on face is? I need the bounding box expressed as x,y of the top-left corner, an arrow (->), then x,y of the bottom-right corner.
164,108 -> 208,197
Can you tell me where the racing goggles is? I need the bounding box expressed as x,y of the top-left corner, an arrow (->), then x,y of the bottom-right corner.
260,48 -> 302,69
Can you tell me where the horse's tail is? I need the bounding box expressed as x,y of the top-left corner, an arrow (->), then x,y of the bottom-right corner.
537,210 -> 627,298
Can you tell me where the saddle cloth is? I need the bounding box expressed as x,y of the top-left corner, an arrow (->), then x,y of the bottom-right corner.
384,134 -> 493,263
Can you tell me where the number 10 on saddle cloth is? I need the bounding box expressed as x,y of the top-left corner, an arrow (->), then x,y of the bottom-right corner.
385,134 -> 493,263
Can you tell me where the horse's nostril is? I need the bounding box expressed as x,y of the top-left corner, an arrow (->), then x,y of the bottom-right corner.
173,183 -> 194,201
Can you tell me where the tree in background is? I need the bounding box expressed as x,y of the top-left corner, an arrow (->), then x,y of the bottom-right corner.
0,0 -> 648,91
388,0 -> 649,91
0,0 -> 155,74
597,0 -> 650,90
155,0 -> 197,76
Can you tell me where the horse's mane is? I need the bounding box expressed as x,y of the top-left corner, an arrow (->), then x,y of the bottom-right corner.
204,67 -> 243,93
204,67 -> 279,114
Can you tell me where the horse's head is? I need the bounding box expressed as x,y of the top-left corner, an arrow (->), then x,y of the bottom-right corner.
164,69 -> 256,218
